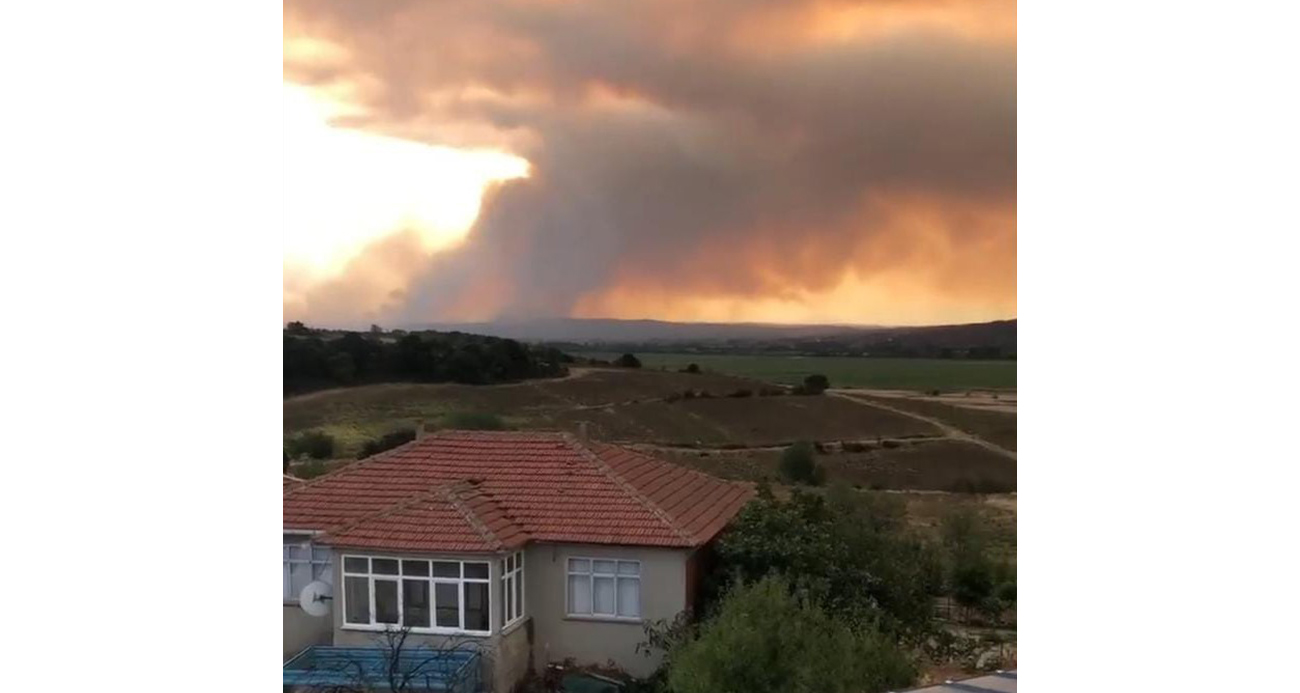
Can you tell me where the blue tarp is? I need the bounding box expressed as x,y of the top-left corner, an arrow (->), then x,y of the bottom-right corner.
283,645 -> 481,692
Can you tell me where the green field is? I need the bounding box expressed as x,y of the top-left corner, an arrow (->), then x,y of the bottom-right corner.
571,353 -> 1016,391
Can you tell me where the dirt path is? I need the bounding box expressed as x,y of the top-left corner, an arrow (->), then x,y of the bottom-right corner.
829,390 -> 1017,461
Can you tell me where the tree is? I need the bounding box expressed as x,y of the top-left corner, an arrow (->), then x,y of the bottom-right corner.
802,374 -> 830,395
442,411 -> 508,430
682,363 -> 701,374
615,353 -> 643,368
711,490 -> 941,640
665,576 -> 915,693
287,431 -> 336,460
778,441 -> 823,485
358,428 -> 418,459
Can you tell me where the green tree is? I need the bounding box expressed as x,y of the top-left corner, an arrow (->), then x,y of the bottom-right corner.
711,490 -> 941,640
778,441 -> 823,485
615,353 -> 643,368
803,374 -> 830,394
665,576 -> 915,693
441,411 -> 508,430
287,431 -> 336,460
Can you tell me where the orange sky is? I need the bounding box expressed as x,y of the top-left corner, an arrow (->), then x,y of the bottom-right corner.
283,0 -> 1016,327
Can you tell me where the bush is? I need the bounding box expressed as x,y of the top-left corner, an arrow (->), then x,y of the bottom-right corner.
287,431 -> 336,460
442,411 -> 509,430
665,576 -> 916,693
778,441 -> 824,485
803,374 -> 830,395
726,389 -> 753,398
295,459 -> 333,479
681,363 -> 701,374
358,428 -> 417,459
615,353 -> 643,368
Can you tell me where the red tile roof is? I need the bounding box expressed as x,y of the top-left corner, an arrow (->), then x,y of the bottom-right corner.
284,431 -> 754,552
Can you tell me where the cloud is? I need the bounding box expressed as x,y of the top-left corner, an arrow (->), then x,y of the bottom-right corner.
283,0 -> 1017,326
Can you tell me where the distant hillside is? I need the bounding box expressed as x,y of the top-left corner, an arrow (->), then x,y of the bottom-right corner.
405,317 -> 1016,358
408,317 -> 880,342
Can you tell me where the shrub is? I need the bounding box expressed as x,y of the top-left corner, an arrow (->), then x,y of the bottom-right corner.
295,459 -> 333,479
287,431 -> 336,460
681,363 -> 701,374
615,353 -> 643,368
779,441 -> 823,485
726,389 -> 753,398
358,428 -> 417,459
803,374 -> 830,395
665,576 -> 916,693
442,411 -> 509,430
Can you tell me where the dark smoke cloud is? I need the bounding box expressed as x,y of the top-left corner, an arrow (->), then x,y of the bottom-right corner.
284,0 -> 1016,325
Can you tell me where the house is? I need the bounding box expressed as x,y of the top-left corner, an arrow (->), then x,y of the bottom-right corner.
283,430 -> 754,690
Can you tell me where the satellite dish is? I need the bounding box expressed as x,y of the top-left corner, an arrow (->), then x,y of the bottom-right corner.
299,580 -> 333,617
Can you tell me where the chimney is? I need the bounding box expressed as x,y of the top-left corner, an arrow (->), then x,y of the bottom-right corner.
415,420 -> 426,439
576,421 -> 589,442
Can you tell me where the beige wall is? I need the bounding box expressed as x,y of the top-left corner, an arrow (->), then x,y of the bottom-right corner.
525,543 -> 692,678
284,603 -> 333,661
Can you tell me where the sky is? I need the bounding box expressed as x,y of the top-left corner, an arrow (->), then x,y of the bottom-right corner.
283,0 -> 1016,328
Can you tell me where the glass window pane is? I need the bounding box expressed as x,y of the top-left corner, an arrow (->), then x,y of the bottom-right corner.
435,582 -> 460,628
593,576 -> 616,615
617,578 -> 640,618
464,562 -> 489,580
465,582 -> 489,632
290,562 -> 313,597
283,545 -> 292,561
286,544 -> 305,560
402,580 -> 431,629
432,561 -> 460,578
313,547 -> 331,563
344,557 -> 368,573
402,560 -> 429,577
618,561 -> 639,576
517,552 -> 524,568
593,560 -> 617,575
283,564 -> 291,600
373,559 -> 399,575
514,573 -> 523,617
375,580 -> 399,623
568,574 -> 591,614
312,562 -> 330,581
344,576 -> 370,624
501,579 -> 509,622
568,558 -> 590,574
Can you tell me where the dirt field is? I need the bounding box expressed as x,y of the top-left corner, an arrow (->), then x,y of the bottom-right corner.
285,366 -> 1016,493
653,439 -> 1013,492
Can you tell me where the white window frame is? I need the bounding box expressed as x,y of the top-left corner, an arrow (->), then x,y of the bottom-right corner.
566,557 -> 641,621
340,554 -> 492,636
500,551 -> 525,628
283,532 -> 330,603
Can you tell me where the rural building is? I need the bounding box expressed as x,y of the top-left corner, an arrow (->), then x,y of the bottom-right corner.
283,430 -> 754,691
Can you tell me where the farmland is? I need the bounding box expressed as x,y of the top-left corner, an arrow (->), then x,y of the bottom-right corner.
570,352 -> 1016,391
285,365 -> 1015,494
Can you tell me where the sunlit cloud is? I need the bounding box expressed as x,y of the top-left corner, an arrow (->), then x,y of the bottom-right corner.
283,83 -> 528,281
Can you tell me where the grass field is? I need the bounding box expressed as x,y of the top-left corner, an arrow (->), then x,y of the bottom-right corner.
572,352 -> 1016,391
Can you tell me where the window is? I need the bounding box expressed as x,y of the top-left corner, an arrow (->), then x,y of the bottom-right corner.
500,551 -> 525,627
341,555 -> 492,634
283,535 -> 331,602
567,558 -> 640,619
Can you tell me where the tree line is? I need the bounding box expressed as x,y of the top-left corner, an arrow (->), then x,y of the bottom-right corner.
284,322 -> 572,395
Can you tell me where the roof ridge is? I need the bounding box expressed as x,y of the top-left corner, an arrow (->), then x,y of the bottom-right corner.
283,434 -> 429,499
444,483 -> 505,551
567,435 -> 693,544
316,482 -> 458,542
